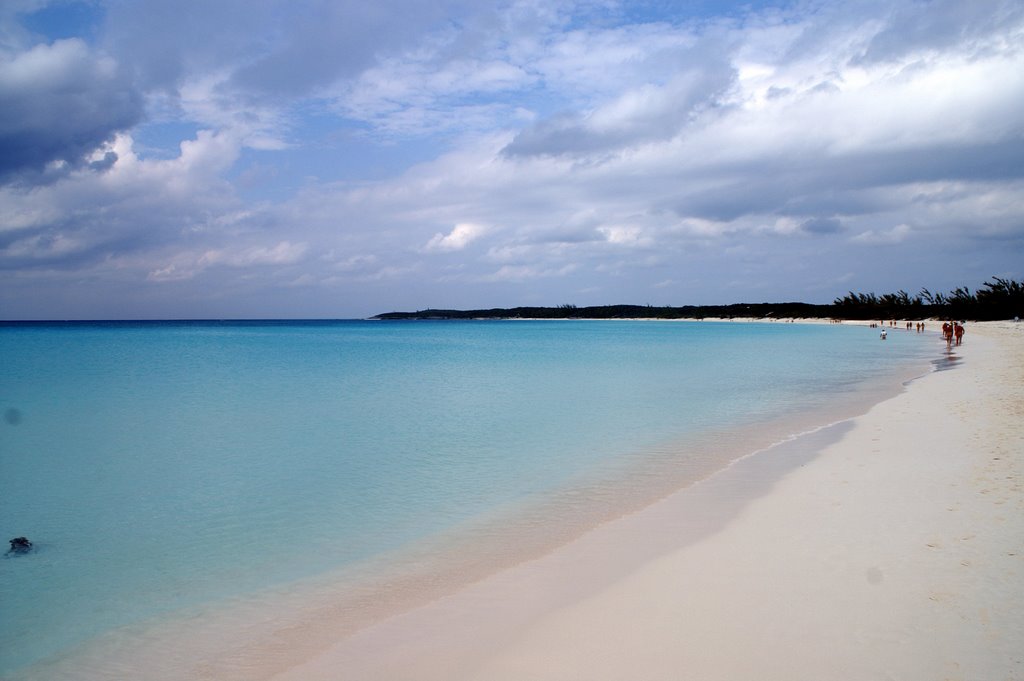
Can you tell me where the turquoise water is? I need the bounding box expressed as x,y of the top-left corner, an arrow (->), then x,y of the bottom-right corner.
0,320 -> 933,674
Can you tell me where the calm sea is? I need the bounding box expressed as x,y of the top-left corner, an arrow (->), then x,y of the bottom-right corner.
0,320 -> 934,676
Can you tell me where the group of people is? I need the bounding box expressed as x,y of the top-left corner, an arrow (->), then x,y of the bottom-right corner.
872,320 -> 927,331
872,319 -> 964,345
942,321 -> 965,346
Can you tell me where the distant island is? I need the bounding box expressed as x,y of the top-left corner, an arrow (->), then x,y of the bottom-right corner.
374,277 -> 1023,322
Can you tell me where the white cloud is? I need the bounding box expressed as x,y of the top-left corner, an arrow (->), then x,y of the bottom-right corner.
1,130 -> 247,279
482,263 -> 577,282
199,241 -> 307,267
424,222 -> 488,252
4,231 -> 88,259
598,225 -> 652,247
175,70 -> 292,150
147,263 -> 193,282
147,241 -> 307,282
851,223 -> 912,244
330,253 -> 379,271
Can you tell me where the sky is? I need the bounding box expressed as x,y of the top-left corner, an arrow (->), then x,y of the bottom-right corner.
1,0 -> 1022,319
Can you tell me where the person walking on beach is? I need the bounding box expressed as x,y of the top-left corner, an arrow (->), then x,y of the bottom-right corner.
954,322 -> 965,345
942,321 -> 953,347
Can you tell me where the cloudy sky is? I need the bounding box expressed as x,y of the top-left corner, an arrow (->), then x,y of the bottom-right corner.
1,0 -> 1022,319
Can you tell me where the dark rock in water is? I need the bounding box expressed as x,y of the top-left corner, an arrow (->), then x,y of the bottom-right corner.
7,537 -> 33,555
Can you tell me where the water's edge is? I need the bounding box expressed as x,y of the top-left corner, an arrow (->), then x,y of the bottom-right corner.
7,336 -> 941,681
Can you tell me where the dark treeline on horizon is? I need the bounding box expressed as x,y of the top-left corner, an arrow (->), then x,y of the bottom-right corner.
375,277 -> 1024,321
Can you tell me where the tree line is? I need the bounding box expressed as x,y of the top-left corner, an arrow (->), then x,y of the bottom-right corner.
374,277 -> 1023,321
832,277 -> 1023,321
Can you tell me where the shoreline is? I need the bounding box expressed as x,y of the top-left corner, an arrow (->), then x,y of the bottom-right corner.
9,320 -> 1010,680
265,321 -> 1023,681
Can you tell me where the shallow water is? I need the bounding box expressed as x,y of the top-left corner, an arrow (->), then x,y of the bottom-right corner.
0,320 -> 934,675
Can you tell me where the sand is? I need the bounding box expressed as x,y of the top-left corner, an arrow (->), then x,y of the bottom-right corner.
268,321 -> 1024,681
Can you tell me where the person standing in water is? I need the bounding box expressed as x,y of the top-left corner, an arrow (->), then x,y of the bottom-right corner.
954,322 -> 965,345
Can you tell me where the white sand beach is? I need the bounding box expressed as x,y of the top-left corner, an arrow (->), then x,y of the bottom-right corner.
269,322 -> 1024,681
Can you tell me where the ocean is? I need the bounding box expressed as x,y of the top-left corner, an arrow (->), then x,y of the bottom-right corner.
0,320 -> 935,677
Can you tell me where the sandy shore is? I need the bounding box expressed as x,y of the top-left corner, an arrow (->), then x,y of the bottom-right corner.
267,321 -> 1023,681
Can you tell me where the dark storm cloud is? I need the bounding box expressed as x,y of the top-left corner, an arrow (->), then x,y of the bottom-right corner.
0,39 -> 143,182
